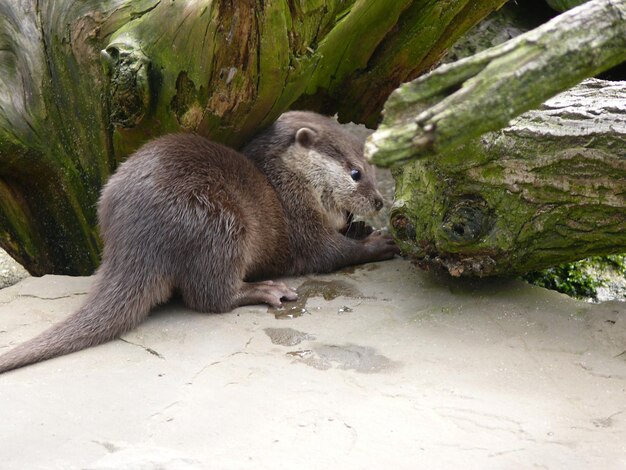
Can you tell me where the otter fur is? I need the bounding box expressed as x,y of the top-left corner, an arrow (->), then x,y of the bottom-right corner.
0,111 -> 398,373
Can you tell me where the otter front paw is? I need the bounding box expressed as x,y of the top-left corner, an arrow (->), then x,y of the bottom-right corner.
360,231 -> 400,262
234,280 -> 298,308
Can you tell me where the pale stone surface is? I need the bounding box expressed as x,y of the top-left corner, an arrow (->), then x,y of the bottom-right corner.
0,248 -> 29,289
0,258 -> 625,469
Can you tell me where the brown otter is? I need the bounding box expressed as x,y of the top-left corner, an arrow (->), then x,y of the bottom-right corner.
0,111 -> 398,373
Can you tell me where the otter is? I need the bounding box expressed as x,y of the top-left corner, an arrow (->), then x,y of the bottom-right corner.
0,111 -> 398,373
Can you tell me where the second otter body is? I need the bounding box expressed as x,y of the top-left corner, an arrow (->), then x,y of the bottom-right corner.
0,111 -> 398,373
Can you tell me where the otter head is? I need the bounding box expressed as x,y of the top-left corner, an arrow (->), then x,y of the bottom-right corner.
283,114 -> 384,231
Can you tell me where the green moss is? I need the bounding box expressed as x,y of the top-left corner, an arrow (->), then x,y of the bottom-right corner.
523,263 -> 602,299
523,254 -> 626,300
598,254 -> 626,276
305,0 -> 414,95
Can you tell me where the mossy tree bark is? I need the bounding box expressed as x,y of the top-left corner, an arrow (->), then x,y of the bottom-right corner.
386,80 -> 626,277
0,0 -> 505,276
367,0 -> 626,167
365,0 -> 626,277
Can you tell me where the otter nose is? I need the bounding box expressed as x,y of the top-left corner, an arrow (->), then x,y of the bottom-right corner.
374,196 -> 384,211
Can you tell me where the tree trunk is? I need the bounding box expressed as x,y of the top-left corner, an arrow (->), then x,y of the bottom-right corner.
366,0 -> 626,167
387,79 -> 626,277
0,0 -> 505,276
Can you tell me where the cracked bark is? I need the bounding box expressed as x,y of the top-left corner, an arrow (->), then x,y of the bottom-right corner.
0,0 -> 504,276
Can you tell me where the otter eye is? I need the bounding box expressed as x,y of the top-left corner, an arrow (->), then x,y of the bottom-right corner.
350,169 -> 361,181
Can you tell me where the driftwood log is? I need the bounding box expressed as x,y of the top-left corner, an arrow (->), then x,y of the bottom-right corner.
366,0 -> 626,167
384,79 -> 626,277
364,0 -> 626,277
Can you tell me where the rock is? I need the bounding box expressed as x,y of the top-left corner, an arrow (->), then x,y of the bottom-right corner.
0,248 -> 29,289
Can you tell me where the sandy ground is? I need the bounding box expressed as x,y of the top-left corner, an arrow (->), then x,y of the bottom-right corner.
0,257 -> 624,469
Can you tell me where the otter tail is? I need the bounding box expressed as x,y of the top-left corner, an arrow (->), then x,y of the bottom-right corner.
0,265 -> 170,374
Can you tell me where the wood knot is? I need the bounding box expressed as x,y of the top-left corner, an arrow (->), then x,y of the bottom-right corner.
101,42 -> 151,128
441,196 -> 494,245
391,215 -> 416,241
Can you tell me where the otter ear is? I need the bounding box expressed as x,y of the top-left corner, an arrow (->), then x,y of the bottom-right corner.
295,127 -> 317,148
